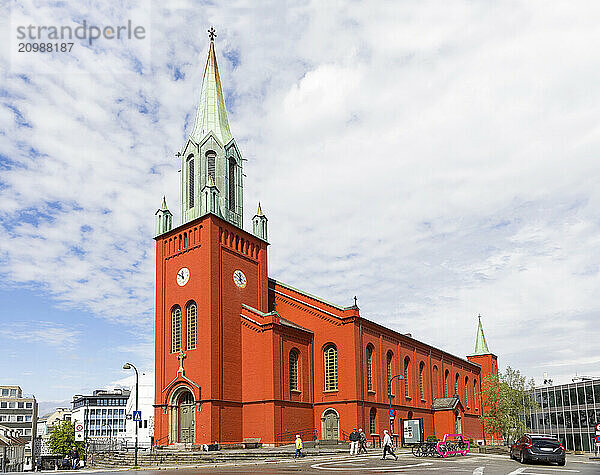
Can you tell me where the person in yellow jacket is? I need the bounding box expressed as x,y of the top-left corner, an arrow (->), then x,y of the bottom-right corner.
295,434 -> 304,458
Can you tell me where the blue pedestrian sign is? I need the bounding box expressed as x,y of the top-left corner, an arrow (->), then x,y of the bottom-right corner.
133,411 -> 142,421
389,408 -> 395,418
596,435 -> 600,444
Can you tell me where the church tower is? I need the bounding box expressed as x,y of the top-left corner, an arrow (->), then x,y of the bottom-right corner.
154,28 -> 269,447
178,27 -> 243,228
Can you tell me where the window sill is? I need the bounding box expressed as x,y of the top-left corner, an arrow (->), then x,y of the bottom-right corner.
367,390 -> 376,395
291,389 -> 301,394
405,396 -> 411,400
421,399 -> 426,403
323,389 -> 339,394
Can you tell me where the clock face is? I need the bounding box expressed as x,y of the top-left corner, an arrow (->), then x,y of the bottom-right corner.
176,267 -> 190,286
233,269 -> 247,288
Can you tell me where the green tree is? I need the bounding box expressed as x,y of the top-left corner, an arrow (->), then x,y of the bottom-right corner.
480,366 -> 538,444
48,420 -> 85,457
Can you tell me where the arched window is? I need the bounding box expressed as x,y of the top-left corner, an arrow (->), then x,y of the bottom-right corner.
369,407 -> 377,434
186,302 -> 197,350
206,150 -> 216,181
444,370 -> 449,397
289,350 -> 299,391
324,345 -> 338,391
419,362 -> 425,400
403,356 -> 410,398
228,157 -> 236,211
171,306 -> 181,353
465,376 -> 470,408
473,379 -> 478,411
187,155 -> 195,208
455,373 -> 460,396
366,345 -> 374,392
386,351 -> 393,395
432,366 -> 439,399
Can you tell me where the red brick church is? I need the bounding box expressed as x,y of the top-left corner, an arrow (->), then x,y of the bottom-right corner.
153,31 -> 498,447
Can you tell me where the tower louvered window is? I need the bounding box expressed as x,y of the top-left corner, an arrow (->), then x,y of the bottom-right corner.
187,302 -> 197,350
228,158 -> 236,211
207,151 -> 216,181
187,156 -> 195,208
171,306 -> 181,353
366,345 -> 373,391
324,345 -> 338,391
289,350 -> 299,391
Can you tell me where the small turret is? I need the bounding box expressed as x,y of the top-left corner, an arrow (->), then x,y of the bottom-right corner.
202,175 -> 221,216
155,196 -> 173,236
252,203 -> 268,241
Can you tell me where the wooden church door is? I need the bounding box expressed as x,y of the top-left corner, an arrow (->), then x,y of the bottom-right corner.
179,392 -> 195,443
324,410 -> 339,440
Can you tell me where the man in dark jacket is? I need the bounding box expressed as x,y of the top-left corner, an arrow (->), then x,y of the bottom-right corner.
349,428 -> 360,455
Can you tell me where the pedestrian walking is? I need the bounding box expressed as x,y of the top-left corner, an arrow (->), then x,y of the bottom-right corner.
349,427 -> 360,455
294,434 -> 304,458
358,428 -> 368,454
381,430 -> 398,460
70,447 -> 79,469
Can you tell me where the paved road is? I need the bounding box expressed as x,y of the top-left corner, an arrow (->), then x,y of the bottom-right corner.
72,452 -> 600,474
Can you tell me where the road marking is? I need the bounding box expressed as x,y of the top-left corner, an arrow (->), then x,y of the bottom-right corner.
506,468 -> 579,475
310,459 -> 434,471
473,467 -> 485,475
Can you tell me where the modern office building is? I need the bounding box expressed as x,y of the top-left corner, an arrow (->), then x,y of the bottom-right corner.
524,377 -> 599,452
0,386 -> 38,470
71,389 -> 130,442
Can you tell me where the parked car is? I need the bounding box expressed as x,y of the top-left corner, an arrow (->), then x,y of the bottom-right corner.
510,434 -> 565,466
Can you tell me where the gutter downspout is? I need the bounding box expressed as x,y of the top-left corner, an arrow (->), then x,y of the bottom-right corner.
359,318 -> 364,431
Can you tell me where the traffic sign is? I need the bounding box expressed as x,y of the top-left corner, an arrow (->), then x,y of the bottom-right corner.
596,435 -> 600,444
596,423 -> 600,432
133,410 -> 142,421
389,408 -> 395,418
74,423 -> 84,441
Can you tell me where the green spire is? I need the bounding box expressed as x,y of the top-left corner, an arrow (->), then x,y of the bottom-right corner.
473,315 -> 490,355
190,29 -> 233,145
160,196 -> 168,210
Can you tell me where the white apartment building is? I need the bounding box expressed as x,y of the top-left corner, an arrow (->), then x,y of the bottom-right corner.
125,372 -> 154,447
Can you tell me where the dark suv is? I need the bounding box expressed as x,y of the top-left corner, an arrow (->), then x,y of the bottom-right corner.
510,434 -> 565,466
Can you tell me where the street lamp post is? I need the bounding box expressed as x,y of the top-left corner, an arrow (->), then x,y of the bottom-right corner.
388,374 -> 404,442
123,362 -> 139,468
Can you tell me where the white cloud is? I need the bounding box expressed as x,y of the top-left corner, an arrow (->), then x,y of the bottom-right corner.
0,0 -> 599,394
0,321 -> 80,349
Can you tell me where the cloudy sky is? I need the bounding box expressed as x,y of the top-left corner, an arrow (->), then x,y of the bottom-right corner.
1,0 -> 599,406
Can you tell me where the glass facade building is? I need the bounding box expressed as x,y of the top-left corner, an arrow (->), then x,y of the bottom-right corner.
524,378 -> 599,452
71,389 -> 130,439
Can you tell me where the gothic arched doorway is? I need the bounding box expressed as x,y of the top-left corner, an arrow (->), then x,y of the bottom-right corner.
178,391 -> 195,443
321,409 -> 339,440
168,386 -> 195,444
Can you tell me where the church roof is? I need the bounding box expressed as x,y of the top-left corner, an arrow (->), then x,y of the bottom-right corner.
190,32 -> 233,145
472,315 -> 490,355
432,396 -> 463,411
